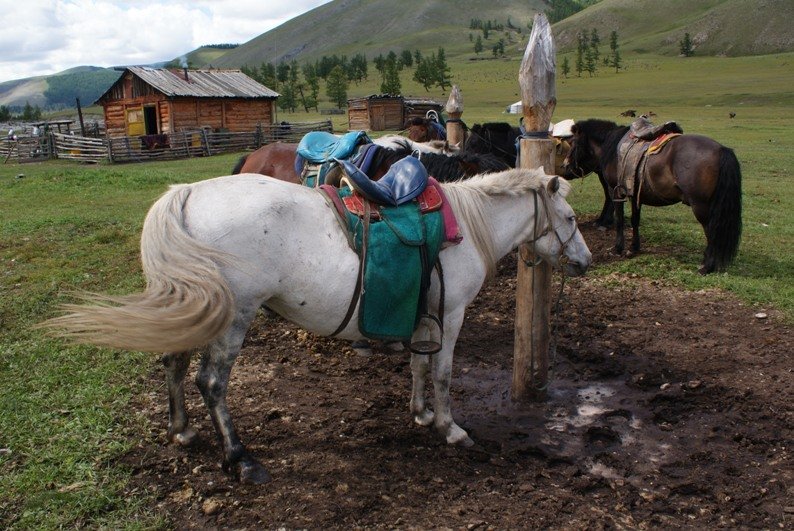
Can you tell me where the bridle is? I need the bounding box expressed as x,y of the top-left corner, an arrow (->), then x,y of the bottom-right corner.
563,136 -> 595,180
520,187 -> 577,268
518,186 -> 579,392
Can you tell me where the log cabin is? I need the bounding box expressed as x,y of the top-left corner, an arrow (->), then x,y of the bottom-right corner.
347,95 -> 404,131
96,67 -> 279,138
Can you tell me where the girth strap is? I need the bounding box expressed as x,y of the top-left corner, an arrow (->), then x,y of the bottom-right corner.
330,200 -> 370,337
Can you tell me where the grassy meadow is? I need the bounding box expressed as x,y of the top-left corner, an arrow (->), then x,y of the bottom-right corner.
1,51 -> 793,528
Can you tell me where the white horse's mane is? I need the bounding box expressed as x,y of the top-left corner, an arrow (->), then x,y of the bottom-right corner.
441,168 -> 570,278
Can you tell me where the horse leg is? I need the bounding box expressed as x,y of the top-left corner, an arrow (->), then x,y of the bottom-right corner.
429,310 -> 473,447
691,202 -> 715,274
596,173 -> 614,227
627,202 -> 643,256
410,353 -> 434,426
614,201 -> 626,255
163,351 -> 198,446
195,310 -> 271,484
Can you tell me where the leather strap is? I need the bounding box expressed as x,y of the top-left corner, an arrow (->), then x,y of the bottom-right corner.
330,200 -> 370,337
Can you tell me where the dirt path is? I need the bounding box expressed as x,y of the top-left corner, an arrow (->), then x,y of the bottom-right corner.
123,222 -> 793,529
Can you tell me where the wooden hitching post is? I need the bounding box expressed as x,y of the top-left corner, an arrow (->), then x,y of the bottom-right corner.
512,13 -> 557,402
445,85 -> 464,147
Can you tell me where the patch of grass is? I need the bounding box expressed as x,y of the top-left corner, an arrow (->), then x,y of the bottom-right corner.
0,155 -> 242,529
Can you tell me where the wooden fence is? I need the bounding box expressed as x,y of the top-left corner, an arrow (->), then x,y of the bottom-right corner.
2,120 -> 334,165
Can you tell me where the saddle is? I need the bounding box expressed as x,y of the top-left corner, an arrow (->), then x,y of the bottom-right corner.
297,130 -> 372,163
629,116 -> 683,141
295,131 -> 376,188
615,118 -> 684,203
338,156 -> 428,207
319,159 -> 461,350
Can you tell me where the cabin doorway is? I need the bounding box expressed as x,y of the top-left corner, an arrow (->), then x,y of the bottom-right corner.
143,105 -> 158,134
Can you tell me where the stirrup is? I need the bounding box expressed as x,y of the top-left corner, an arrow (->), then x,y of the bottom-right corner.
612,185 -> 629,202
408,314 -> 443,355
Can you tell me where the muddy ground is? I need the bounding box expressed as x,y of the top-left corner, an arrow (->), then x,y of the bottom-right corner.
123,221 -> 793,529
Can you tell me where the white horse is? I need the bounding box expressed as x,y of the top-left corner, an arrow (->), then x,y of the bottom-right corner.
373,134 -> 460,155
45,168 -> 591,484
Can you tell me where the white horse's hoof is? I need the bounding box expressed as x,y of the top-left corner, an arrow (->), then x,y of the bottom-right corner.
171,427 -> 198,446
445,425 -> 474,447
414,410 -> 435,426
383,341 -> 404,352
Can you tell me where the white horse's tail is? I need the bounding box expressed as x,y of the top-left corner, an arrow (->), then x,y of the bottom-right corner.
42,184 -> 236,352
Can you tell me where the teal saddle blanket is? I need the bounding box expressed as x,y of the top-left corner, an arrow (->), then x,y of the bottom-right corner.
338,188 -> 445,342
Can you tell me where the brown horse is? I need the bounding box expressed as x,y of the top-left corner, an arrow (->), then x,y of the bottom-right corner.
562,119 -> 742,274
405,116 -> 447,142
233,142 -> 300,180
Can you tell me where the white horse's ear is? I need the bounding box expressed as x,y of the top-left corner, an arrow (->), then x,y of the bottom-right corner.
548,176 -> 560,194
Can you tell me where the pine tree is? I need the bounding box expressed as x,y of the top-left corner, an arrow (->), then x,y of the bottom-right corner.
380,56 -> 401,95
302,63 -> 320,111
575,32 -> 586,77
474,35 -> 484,54
260,62 -> 277,89
413,57 -> 435,92
609,31 -> 622,73
561,56 -> 571,78
679,32 -> 694,57
434,48 -> 452,90
400,49 -> 413,68
326,65 -> 349,108
590,28 -> 601,64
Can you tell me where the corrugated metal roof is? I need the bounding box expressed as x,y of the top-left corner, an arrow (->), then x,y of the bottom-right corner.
128,66 -> 279,99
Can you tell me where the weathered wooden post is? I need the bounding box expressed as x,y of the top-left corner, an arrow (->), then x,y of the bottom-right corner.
445,84 -> 464,147
512,13 -> 557,402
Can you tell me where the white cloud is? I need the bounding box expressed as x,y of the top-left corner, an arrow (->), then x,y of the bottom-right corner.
0,0 -> 332,82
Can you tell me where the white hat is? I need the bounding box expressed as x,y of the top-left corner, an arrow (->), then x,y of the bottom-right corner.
551,119 -> 575,138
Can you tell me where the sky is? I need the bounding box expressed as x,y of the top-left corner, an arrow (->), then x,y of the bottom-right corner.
0,0 -> 333,83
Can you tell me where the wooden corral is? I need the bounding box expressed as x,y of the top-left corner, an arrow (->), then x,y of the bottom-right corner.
96,67 -> 279,138
347,95 -> 404,131
404,98 -> 444,122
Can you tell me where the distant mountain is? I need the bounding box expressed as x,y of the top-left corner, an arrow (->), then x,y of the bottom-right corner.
0,67 -> 121,110
165,45 -> 240,69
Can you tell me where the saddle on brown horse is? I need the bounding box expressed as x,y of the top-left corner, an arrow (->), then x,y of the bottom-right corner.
615,117 -> 683,202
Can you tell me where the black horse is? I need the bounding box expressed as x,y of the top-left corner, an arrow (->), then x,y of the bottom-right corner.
464,122 -> 521,168
563,119 -> 742,274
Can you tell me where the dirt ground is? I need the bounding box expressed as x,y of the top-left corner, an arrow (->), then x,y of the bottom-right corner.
122,221 -> 793,529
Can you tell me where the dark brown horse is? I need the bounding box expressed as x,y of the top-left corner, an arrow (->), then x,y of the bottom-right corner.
562,119 -> 742,274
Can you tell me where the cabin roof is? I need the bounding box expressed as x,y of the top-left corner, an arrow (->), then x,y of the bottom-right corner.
98,67 -> 279,102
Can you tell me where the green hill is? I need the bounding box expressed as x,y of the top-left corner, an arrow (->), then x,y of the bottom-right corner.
553,0 -> 794,56
211,0 -> 548,68
205,0 -> 793,70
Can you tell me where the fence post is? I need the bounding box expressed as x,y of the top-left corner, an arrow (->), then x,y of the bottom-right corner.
445,85 -> 464,147
202,129 -> 211,156
512,13 -> 557,402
